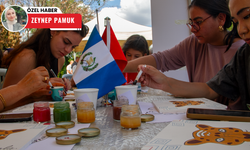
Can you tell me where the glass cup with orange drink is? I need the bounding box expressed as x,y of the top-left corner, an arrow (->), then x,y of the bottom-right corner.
120,105 -> 141,130
77,102 -> 95,123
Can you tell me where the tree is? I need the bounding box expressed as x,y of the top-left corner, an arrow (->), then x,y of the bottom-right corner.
0,5 -> 21,51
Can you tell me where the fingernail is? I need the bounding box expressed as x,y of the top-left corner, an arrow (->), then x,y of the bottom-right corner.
49,91 -> 52,94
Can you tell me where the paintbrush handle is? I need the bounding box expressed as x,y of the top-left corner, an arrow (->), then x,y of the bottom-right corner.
50,69 -> 57,77
48,81 -> 54,88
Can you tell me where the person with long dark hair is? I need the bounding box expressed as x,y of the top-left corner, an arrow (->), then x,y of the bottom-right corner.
2,24 -> 88,101
137,0 -> 250,111
124,0 -> 245,106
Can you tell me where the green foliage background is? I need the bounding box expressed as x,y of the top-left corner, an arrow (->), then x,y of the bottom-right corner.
58,51 -> 82,78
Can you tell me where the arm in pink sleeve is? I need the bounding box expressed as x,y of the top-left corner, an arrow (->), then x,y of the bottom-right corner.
152,35 -> 195,72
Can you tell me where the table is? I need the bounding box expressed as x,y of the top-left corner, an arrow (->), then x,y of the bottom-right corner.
72,93 -> 170,150
1,90 -> 172,150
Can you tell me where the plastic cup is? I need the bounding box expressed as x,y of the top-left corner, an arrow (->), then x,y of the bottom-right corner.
115,85 -> 138,104
51,86 -> 64,101
73,88 -> 99,110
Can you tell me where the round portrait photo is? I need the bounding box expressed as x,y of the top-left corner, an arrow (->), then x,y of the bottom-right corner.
1,5 -> 27,32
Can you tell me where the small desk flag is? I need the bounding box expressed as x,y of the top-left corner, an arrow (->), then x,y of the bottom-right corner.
102,25 -> 127,72
73,25 -> 126,98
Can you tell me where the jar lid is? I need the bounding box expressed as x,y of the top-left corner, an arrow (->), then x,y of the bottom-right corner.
55,121 -> 75,129
34,101 -> 49,107
141,114 -> 154,122
77,102 -> 94,109
78,127 -> 100,137
65,99 -> 75,101
54,101 -> 70,108
56,134 -> 81,145
113,99 -> 129,106
46,128 -> 68,137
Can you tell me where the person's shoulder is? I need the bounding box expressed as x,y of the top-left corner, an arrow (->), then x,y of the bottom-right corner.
238,43 -> 249,53
10,49 -> 36,67
2,22 -> 8,28
232,38 -> 245,46
231,43 -> 250,61
14,23 -> 23,30
18,49 -> 36,59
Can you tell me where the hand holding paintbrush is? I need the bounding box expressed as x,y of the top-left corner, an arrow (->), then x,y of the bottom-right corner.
49,69 -> 68,94
48,81 -> 54,88
133,65 -> 146,85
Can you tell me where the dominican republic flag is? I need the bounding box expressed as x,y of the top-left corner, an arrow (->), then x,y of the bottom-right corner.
73,25 -> 126,98
102,25 -> 127,72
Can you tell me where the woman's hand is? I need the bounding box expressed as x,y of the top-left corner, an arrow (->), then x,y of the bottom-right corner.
70,78 -> 76,88
138,65 -> 219,100
17,66 -> 49,95
62,78 -> 72,91
49,77 -> 65,87
16,66 -> 52,101
50,77 -> 71,95
138,65 -> 167,91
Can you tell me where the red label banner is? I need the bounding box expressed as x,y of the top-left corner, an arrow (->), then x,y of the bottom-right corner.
25,14 -> 82,29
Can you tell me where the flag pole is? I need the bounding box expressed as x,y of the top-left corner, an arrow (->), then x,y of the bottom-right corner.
96,9 -> 100,33
106,17 -> 111,51
104,17 -> 111,104
104,17 -> 111,51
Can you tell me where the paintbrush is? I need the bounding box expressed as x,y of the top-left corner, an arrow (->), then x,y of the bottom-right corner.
48,81 -> 54,88
133,65 -> 146,85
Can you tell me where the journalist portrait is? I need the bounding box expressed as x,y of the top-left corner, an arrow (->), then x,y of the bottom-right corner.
2,6 -> 27,32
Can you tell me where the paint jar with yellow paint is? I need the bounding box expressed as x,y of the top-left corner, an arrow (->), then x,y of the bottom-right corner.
120,105 -> 141,130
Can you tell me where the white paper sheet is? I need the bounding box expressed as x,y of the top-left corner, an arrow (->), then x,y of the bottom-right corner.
0,123 -> 49,150
153,98 -> 227,113
26,123 -> 90,150
142,120 -> 250,150
138,101 -> 188,123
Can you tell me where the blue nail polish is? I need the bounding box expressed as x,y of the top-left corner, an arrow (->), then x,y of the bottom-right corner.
49,91 -> 52,94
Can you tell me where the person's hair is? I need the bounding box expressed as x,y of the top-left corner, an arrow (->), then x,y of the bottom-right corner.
122,34 -> 149,56
189,0 -> 240,51
5,7 -> 16,21
3,24 -> 88,70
